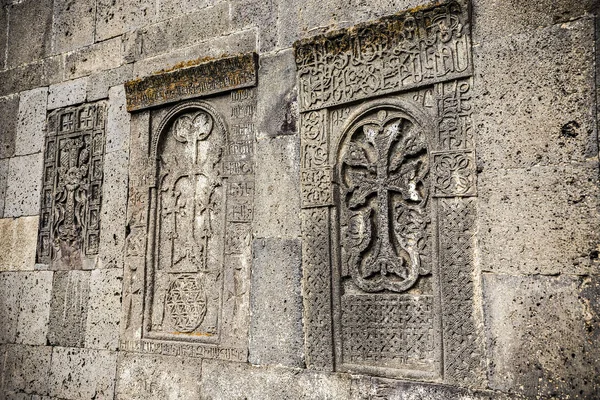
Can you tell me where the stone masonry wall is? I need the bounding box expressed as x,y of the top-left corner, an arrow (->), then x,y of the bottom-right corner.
0,0 -> 598,399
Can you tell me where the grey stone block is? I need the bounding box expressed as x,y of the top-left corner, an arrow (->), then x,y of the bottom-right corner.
158,0 -> 216,20
106,86 -> 130,153
47,271 -> 90,347
132,29 -> 257,78
98,150 -> 129,269
95,0 -> 157,42
0,217 -> 38,272
115,352 -> 203,399
483,274 -> 600,398
0,159 -> 8,217
87,64 -> 134,102
249,238 -> 304,368
132,2 -> 230,60
0,56 -> 63,97
3,153 -> 43,218
231,0 -> 277,52
2,344 -> 52,396
65,37 -> 124,81
47,78 -> 88,110
474,18 -> 596,170
15,272 -> 53,346
51,0 -> 96,54
256,49 -> 297,139
0,6 -> 6,71
48,347 -> 117,400
253,136 -> 301,239
15,87 -> 48,156
6,0 -> 53,68
478,162 -> 600,275
199,360 -> 353,399
0,94 -> 19,159
0,272 -> 22,343
85,268 -> 123,350
472,0 -> 598,42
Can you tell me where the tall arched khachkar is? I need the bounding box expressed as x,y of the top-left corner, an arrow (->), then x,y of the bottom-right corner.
121,54 -> 257,362
295,0 -> 483,384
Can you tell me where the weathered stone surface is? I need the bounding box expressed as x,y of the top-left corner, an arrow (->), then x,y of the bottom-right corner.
483,274 -> 600,398
0,6 -> 6,71
252,136 -> 301,239
85,269 -> 123,350
47,78 -> 88,110
0,159 -> 8,217
474,18 -> 596,170
0,217 -> 39,271
132,29 -> 257,78
2,344 -> 52,396
256,49 -> 297,139
249,238 -> 304,368
231,0 -> 277,52
106,86 -> 130,153
15,88 -> 48,156
87,64 -> 134,102
48,347 -> 117,400
478,162 -> 600,275
0,272 -> 22,343
51,0 -> 96,54
158,0 -> 216,19
0,94 -> 19,159
3,153 -> 43,217
65,37 -> 124,81
15,272 -> 53,345
115,352 -> 203,399
472,0 -> 598,41
95,0 -> 157,42
47,271 -> 90,347
0,57 -> 63,97
6,0 -> 53,68
129,2 -> 230,60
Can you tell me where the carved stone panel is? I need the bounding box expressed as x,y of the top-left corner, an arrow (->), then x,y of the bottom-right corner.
37,102 -> 107,270
296,0 -> 482,384
122,55 -> 257,362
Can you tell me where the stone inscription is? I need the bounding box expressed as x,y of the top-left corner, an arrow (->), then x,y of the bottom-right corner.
37,102 -> 106,269
120,340 -> 247,362
125,53 -> 258,112
294,1 -> 471,111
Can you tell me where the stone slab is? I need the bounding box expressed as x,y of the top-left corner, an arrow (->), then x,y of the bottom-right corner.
0,272 -> 22,343
85,269 -> 123,350
48,347 -> 117,400
0,6 -> 5,71
47,78 -> 88,111
252,136 -> 301,239
65,37 -> 124,81
6,0 -> 53,68
157,0 -> 216,20
0,159 -> 8,217
0,57 -> 63,98
231,0 -> 277,52
15,271 -> 53,345
0,94 -> 19,159
478,162 -> 600,275
3,153 -> 43,218
87,64 -> 134,102
125,52 -> 257,111
15,87 -> 48,156
51,0 -> 96,54
95,0 -> 157,42
115,352 -> 203,399
474,18 -> 596,170
483,274 -> 600,398
106,86 -> 130,153
47,271 -> 90,347
249,238 -> 304,368
132,29 -> 257,78
0,217 -> 39,271
98,150 -> 129,269
2,344 -> 52,396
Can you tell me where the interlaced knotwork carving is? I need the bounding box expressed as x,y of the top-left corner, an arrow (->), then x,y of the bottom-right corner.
165,274 -> 208,333
339,109 -> 430,292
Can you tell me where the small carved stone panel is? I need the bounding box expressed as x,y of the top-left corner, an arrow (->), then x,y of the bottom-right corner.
296,0 -> 482,384
37,102 -> 107,270
122,54 -> 257,362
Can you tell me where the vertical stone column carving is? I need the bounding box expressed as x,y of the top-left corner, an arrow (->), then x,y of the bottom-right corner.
296,0 -> 482,384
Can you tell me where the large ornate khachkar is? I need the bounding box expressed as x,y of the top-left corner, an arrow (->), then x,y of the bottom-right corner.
121,54 -> 257,361
37,102 -> 107,270
295,0 -> 483,384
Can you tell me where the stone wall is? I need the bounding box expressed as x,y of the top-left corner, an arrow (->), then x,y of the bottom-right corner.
0,0 -> 598,399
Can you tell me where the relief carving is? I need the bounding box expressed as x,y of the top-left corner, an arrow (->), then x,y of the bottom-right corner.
38,102 -> 106,269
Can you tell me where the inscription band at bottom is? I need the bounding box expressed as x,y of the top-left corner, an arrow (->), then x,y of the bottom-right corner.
120,339 -> 247,362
